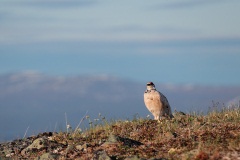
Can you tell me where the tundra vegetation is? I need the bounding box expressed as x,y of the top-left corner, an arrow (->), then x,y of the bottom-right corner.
0,104 -> 240,159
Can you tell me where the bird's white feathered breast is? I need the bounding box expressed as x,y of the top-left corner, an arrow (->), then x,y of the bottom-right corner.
144,89 -> 172,119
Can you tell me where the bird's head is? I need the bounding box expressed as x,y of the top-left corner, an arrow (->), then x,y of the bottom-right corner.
146,82 -> 156,90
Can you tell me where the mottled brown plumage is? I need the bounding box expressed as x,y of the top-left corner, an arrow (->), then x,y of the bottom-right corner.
144,82 -> 173,120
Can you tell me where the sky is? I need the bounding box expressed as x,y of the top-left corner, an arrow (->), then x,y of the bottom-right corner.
0,0 -> 240,86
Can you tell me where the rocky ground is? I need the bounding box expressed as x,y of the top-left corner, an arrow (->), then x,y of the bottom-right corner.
0,109 -> 240,160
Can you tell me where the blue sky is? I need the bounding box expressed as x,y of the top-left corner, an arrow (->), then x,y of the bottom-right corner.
0,0 -> 240,85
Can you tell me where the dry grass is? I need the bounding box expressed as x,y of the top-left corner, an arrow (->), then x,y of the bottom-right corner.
2,105 -> 240,159
50,105 -> 240,159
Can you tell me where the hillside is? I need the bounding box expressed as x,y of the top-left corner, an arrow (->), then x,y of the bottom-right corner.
1,72 -> 240,142
0,107 -> 239,159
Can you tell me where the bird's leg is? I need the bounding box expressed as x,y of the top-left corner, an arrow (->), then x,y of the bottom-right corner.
155,116 -> 163,123
154,115 -> 159,120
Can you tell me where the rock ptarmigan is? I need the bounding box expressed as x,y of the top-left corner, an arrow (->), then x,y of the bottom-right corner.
144,82 -> 173,120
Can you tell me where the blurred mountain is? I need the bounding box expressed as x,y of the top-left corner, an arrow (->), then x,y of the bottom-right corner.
0,72 -> 239,142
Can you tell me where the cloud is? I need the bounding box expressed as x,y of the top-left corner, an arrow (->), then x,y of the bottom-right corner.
2,0 -> 97,9
150,0 -> 227,10
104,25 -> 201,35
1,0 -> 239,46
0,21 -> 203,45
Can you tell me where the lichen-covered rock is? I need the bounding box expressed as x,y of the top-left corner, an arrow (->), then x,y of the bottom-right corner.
75,143 -> 89,152
124,155 -> 146,160
21,138 -> 47,156
28,138 -> 47,150
93,150 -> 111,160
0,138 -> 33,158
103,134 -> 143,147
34,152 -> 59,160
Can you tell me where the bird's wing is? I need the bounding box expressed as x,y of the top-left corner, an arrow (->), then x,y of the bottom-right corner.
158,91 -> 170,106
159,91 -> 173,117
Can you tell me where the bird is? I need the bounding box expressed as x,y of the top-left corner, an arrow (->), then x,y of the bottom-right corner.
144,82 -> 173,120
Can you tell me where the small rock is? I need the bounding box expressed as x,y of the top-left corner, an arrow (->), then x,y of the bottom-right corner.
37,132 -> 53,138
34,152 -> 59,160
21,138 -> 47,155
108,134 -> 120,143
27,138 -> 47,150
5,152 -> 14,158
102,134 -> 120,147
75,145 -> 83,151
164,132 -> 177,140
104,134 -> 143,147
124,155 -> 146,160
93,150 -> 111,160
76,143 -> 89,152
66,145 -> 75,153
168,148 -> 177,154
